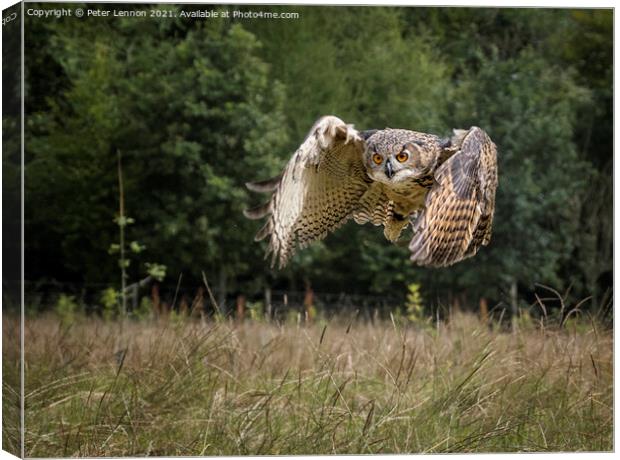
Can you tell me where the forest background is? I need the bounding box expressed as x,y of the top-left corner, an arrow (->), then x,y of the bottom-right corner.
3,4 -> 613,321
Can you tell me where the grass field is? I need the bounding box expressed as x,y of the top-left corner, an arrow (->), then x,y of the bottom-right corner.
3,311 -> 613,456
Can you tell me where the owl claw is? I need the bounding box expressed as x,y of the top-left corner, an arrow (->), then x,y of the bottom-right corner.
314,116 -> 339,149
344,124 -> 362,145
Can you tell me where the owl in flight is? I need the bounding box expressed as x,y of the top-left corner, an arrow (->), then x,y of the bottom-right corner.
244,116 -> 498,269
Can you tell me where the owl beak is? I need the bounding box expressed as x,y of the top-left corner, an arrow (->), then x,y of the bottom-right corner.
385,160 -> 394,179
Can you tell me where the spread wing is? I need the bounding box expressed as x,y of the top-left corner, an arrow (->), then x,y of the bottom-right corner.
409,127 -> 498,267
244,116 -> 370,268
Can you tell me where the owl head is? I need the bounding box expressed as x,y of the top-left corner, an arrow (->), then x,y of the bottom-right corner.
364,129 -> 440,185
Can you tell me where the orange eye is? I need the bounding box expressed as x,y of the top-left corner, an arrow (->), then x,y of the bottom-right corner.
372,153 -> 383,165
396,151 -> 409,163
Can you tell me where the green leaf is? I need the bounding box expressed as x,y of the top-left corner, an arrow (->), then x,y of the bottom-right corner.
113,216 -> 135,227
130,241 -> 145,253
118,259 -> 131,268
145,263 -> 167,282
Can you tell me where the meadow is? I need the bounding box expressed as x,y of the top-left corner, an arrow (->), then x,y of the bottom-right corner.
5,310 -> 613,456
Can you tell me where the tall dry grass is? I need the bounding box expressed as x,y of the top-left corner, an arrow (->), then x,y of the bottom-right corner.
8,311 -> 613,456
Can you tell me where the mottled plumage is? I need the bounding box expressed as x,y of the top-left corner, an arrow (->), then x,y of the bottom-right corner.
244,116 -> 498,268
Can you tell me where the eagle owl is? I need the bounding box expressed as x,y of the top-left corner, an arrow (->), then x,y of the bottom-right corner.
244,116 -> 498,268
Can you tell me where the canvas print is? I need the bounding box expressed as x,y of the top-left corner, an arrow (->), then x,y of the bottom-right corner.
2,1 -> 613,456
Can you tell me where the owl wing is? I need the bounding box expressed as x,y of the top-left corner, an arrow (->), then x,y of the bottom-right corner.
409,127 -> 498,267
244,116 -> 370,268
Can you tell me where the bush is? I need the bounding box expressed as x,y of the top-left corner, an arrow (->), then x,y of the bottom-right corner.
54,294 -> 79,326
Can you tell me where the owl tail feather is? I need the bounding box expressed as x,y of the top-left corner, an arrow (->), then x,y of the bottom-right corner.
243,202 -> 271,220
254,221 -> 273,242
245,174 -> 282,193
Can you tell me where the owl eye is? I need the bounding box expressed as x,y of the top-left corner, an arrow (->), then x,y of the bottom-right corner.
396,151 -> 409,163
372,153 -> 383,165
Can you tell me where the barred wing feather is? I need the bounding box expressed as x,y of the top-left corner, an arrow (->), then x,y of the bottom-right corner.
409,127 -> 498,267
245,116 -> 369,268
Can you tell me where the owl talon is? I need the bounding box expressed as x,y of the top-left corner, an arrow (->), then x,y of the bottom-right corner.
344,124 -> 362,144
314,116 -> 360,149
314,116 -> 340,149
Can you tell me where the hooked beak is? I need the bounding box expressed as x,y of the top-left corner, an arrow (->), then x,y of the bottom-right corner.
385,160 -> 394,179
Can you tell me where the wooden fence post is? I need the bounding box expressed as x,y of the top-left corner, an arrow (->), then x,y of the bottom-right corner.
510,280 -> 518,331
304,284 -> 314,324
179,295 -> 189,316
151,283 -> 161,319
191,286 -> 205,318
236,295 -> 246,324
264,286 -> 272,321
479,297 -> 489,325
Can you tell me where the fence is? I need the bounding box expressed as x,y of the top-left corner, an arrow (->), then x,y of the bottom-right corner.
13,278 -> 610,328
18,279 -> 405,322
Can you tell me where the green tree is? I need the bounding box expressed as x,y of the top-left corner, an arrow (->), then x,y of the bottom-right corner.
557,11 -> 613,309
402,8 -> 602,311
25,8 -> 288,307
22,5 -> 612,316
